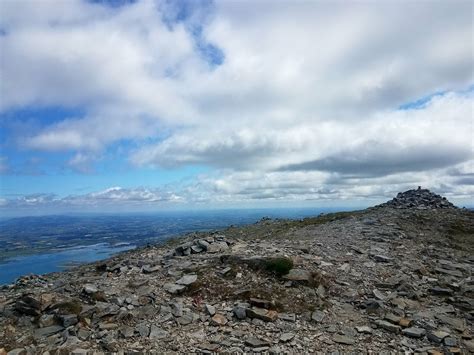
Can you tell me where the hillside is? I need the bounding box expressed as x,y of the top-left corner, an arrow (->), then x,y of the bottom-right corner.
0,189 -> 473,354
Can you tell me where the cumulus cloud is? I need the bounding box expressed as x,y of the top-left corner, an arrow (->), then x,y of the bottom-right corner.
1,0 -> 473,207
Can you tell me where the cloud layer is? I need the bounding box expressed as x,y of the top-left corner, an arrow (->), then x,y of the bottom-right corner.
0,0 -> 473,210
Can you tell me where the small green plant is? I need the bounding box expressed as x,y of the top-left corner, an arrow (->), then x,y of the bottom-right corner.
54,300 -> 82,315
264,257 -> 294,276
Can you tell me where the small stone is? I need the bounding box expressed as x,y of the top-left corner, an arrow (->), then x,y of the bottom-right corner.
136,323 -> 149,337
233,305 -> 247,320
207,241 -> 228,253
219,267 -> 232,276
280,333 -> 295,342
311,310 -> 326,323
176,274 -> 198,286
163,283 -> 186,294
245,337 -> 269,348
34,325 -> 64,338
402,327 -> 426,338
196,240 -> 210,250
191,245 -> 204,253
142,265 -> 160,274
7,350 -> 26,355
399,318 -> 413,327
211,313 -> 228,326
283,269 -> 312,282
249,298 -> 273,309
443,337 -> 457,346
373,289 -> 385,300
373,255 -> 392,263
279,313 -> 296,322
119,326 -> 134,338
384,313 -> 401,324
246,307 -> 278,322
77,328 -> 90,340
427,330 -> 450,343
61,314 -> 78,327
430,287 -> 453,296
374,320 -> 401,333
83,284 -> 98,294
70,349 -> 88,355
333,334 -> 355,345
198,343 -> 219,351
356,326 -> 373,334
205,304 -> 216,316
149,325 -> 168,339
39,314 -> 57,328
178,313 -> 194,325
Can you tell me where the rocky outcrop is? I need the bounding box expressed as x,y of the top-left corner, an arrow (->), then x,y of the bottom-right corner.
0,190 -> 473,354
376,187 -> 457,209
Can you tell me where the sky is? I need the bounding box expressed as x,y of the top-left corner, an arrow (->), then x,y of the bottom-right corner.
0,0 -> 473,216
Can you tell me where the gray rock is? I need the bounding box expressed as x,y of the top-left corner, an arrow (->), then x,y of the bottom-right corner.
333,334 -> 355,345
14,295 -> 42,316
443,337 -> 457,346
149,325 -> 168,339
39,314 -> 57,328
356,326 -> 373,334
279,313 -> 296,322
402,327 -> 426,338
70,349 -> 88,355
246,307 -> 278,322
245,337 -> 269,348
233,305 -> 247,320
384,313 -> 401,324
61,314 -> 78,327
163,283 -> 186,294
373,255 -> 392,263
142,265 -> 160,274
280,333 -> 295,342
311,310 -> 325,323
7,349 -> 26,355
205,304 -> 216,316
427,330 -> 449,343
136,323 -> 149,337
170,302 -> 183,317
119,325 -> 134,338
374,320 -> 401,333
430,287 -> 453,296
373,289 -> 385,301
283,269 -> 312,282
196,239 -> 210,250
83,284 -> 98,294
77,328 -> 90,340
178,312 -> 195,325
191,245 -> 204,253
176,274 -> 197,286
207,241 -> 229,253
34,325 -> 64,338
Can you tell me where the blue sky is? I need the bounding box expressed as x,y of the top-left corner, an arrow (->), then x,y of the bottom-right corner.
0,0 -> 473,216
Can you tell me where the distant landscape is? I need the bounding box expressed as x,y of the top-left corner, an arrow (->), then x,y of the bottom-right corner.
0,207 -> 349,284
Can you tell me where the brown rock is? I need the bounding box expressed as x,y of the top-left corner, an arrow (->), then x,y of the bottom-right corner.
211,313 -> 228,326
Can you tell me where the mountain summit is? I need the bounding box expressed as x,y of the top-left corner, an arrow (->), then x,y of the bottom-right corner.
377,187 -> 457,209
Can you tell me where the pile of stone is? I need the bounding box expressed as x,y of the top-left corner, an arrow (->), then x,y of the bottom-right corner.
377,187 -> 457,210
173,234 -> 231,256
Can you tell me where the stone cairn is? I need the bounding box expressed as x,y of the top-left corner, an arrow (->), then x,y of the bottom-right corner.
377,187 -> 457,209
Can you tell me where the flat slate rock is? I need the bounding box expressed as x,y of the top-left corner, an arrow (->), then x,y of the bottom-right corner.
34,325 -> 64,338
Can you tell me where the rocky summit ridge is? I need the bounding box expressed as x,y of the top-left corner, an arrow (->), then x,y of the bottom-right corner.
376,187 -> 457,210
0,189 -> 473,354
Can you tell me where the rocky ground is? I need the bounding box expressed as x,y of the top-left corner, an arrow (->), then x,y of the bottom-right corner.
0,188 -> 473,354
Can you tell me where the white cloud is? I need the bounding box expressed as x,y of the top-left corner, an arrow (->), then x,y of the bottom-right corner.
1,0 -> 473,205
